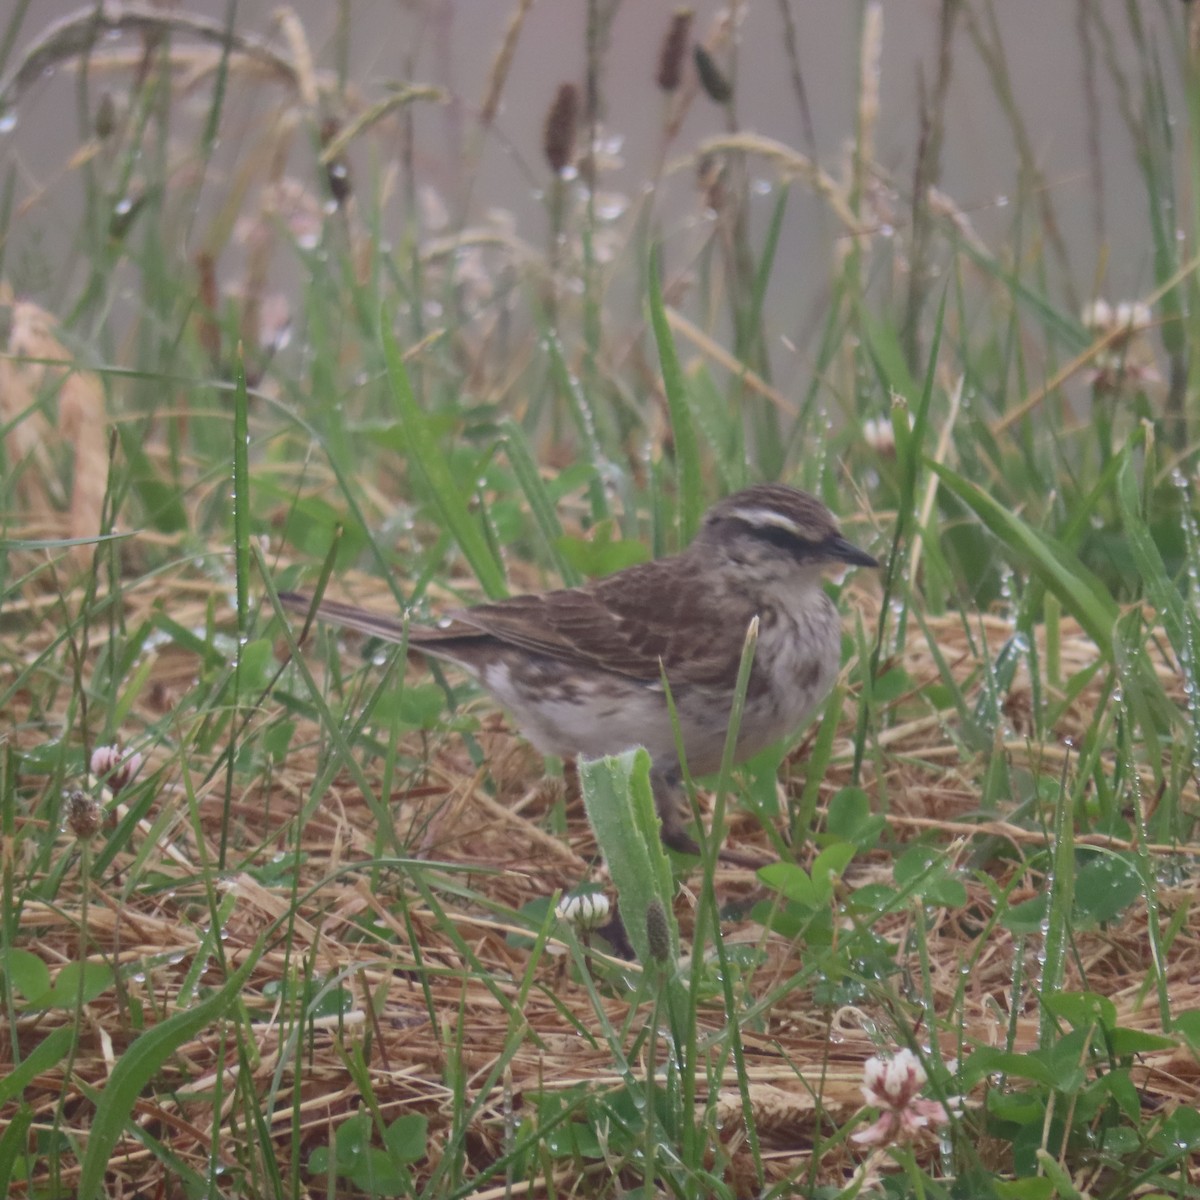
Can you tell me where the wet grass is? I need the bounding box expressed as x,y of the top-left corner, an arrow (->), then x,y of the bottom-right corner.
1,3 -> 1199,1197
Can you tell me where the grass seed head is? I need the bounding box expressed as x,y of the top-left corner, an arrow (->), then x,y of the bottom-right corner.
657,10 -> 693,93
543,83 -> 580,175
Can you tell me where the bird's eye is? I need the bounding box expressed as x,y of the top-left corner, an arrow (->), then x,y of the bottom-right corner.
742,521 -> 818,556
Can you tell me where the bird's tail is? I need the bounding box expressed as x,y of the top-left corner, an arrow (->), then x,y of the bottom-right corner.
278,591 -> 413,645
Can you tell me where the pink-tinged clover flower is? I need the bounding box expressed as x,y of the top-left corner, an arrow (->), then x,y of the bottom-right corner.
90,744 -> 143,794
852,1048 -> 960,1146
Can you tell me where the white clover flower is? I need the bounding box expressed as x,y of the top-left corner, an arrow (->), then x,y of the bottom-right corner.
555,891 -> 611,931
1113,301 -> 1152,332
1080,297 -> 1160,394
1081,297 -> 1113,331
862,417 -> 896,456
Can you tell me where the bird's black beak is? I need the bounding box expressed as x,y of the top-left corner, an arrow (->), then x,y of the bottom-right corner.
827,535 -> 879,568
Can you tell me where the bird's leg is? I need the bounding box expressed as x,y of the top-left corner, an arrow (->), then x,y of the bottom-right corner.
649,765 -> 702,855
650,765 -> 768,867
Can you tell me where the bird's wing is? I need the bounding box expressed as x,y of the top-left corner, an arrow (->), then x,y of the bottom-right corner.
455,561 -> 754,687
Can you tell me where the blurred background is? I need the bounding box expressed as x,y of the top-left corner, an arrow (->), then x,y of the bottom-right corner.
2,2 -> 1181,352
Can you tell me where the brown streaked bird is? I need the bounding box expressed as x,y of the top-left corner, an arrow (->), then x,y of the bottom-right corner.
280,484 -> 878,857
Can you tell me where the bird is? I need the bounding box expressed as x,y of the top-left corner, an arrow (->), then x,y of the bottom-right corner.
279,484 -> 878,858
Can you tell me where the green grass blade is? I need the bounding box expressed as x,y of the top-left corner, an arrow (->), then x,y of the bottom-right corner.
499,417 -> 582,586
542,329 -> 613,524
0,1106 -> 33,1197
0,1026 -> 73,1106
76,952 -> 257,1200
949,235 -> 1091,353
690,616 -> 765,1186
1115,460 -> 1188,657
648,244 -> 703,542
380,311 -> 507,599
931,461 -> 1118,655
222,346 -> 252,869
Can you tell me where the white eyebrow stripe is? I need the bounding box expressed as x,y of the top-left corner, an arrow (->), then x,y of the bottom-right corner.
730,506 -> 805,533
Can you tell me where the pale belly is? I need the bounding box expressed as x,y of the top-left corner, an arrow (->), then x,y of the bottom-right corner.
477,610 -> 840,775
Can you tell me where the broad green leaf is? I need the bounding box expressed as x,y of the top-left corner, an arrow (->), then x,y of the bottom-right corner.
43,961 -> 114,1008
1158,1105 -> 1200,1151
1174,1009 -> 1200,1055
995,1178 -> 1056,1200
810,843 -> 857,900
578,750 -> 677,966
383,1113 -> 428,1163
1074,853 -> 1142,925
963,1047 -> 1056,1088
1107,1027 -> 1177,1055
826,786 -> 884,850
758,861 -> 819,908
1043,990 -> 1117,1032
2,948 -> 50,1002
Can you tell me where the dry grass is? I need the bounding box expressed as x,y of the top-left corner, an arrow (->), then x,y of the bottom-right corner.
2,3 -> 1198,1194
4,560 -> 1198,1196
